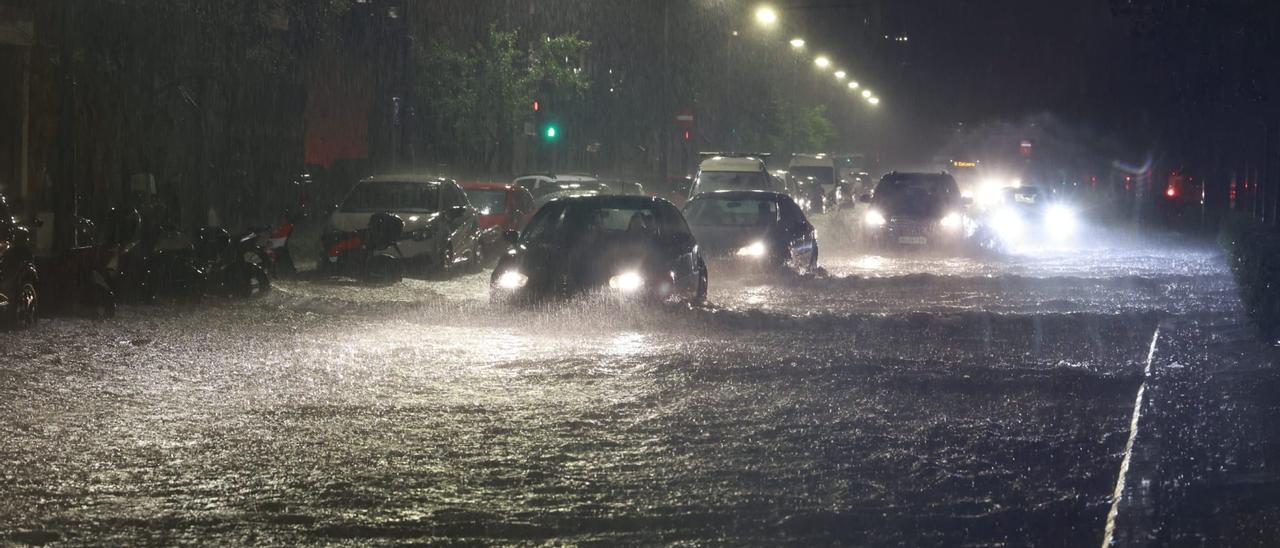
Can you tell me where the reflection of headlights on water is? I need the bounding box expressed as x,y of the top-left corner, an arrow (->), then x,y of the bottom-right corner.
992,208 -> 1025,241
1045,204 -> 1078,237
495,270 -> 528,289
608,271 -> 645,292
864,209 -> 887,228
939,212 -> 962,231
736,241 -> 767,258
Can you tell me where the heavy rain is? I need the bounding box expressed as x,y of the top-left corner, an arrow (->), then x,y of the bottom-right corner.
2,1 -> 1280,546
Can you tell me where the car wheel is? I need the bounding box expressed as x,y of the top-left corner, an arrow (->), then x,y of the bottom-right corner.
692,259 -> 708,304
12,274 -> 38,328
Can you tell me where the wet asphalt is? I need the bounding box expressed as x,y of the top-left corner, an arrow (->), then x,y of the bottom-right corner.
2,211 -> 1277,546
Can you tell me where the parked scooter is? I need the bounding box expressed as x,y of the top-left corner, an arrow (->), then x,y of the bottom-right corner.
37,216 -> 116,319
189,227 -> 272,299
248,174 -> 313,278
318,212 -> 405,284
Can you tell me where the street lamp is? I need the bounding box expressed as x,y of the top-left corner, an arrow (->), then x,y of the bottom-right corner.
861,89 -> 872,98
755,6 -> 778,27
847,81 -> 860,90
789,38 -> 805,49
814,56 -> 831,69
868,97 -> 881,105
834,70 -> 846,80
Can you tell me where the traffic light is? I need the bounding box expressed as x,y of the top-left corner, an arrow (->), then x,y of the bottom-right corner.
532,100 -> 540,112
544,124 -> 559,141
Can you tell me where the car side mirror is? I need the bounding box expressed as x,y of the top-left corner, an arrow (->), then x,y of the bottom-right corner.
858,193 -> 871,204
503,229 -> 519,245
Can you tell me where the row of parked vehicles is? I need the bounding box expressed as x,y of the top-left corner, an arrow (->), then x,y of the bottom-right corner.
314,166 -> 822,303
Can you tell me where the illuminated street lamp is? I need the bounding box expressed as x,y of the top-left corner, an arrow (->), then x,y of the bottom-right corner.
868,97 -> 881,105
847,81 -> 860,90
789,38 -> 806,49
861,89 -> 872,98
755,6 -> 778,27
814,56 -> 831,69
834,70 -> 847,80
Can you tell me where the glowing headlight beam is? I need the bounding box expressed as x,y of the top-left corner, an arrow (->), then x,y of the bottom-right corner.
736,241 -> 768,258
939,212 -> 962,231
608,271 -> 645,292
864,209 -> 887,228
495,270 -> 528,290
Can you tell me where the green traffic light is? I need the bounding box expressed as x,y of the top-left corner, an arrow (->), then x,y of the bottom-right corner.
545,126 -> 558,140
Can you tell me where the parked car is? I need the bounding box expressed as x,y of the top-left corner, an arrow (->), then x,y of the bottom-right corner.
683,190 -> 818,273
491,195 -> 707,304
690,153 -> 784,198
0,193 -> 38,327
322,175 -> 484,277
513,173 -> 601,202
463,181 -> 536,258
860,171 -> 973,250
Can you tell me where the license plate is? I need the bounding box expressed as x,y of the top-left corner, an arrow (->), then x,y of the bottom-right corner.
898,236 -> 928,245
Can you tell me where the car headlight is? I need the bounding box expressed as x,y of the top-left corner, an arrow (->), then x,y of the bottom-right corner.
991,208 -> 1024,241
1045,204 -> 1078,236
939,212 -> 962,231
864,209 -> 887,228
736,241 -> 767,258
608,271 -> 645,292
494,270 -> 528,290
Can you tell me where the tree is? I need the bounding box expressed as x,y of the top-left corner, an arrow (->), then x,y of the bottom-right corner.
414,27 -> 589,173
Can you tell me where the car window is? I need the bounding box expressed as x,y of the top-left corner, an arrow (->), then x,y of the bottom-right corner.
520,202 -> 566,244
875,176 -> 958,200
790,166 -> 835,187
654,201 -> 691,236
695,171 -> 769,194
684,196 -> 779,227
567,203 -> 662,239
466,188 -> 507,215
515,189 -> 534,212
342,182 -> 439,213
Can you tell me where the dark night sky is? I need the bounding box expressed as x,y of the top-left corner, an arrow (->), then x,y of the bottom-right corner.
791,0 -> 1138,164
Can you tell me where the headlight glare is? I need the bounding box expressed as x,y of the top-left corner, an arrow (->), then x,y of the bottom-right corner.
495,270 -> 528,290
608,271 -> 645,292
736,241 -> 767,258
864,209 -> 887,227
939,212 -> 962,231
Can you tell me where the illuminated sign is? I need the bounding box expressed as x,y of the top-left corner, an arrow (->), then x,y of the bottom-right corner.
952,160 -> 978,168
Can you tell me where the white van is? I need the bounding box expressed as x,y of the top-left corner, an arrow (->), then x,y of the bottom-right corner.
690,155 -> 782,198
789,154 -> 840,201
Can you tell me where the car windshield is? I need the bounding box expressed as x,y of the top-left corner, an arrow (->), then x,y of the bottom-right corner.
790,166 -> 835,187
465,189 -> 507,215
341,182 -> 439,213
875,176 -> 957,200
569,203 -> 661,240
685,197 -> 778,227
697,171 -> 769,193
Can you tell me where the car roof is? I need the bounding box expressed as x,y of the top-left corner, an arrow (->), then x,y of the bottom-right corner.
461,181 -> 512,191
362,174 -> 453,185
789,154 -> 834,167
699,156 -> 765,172
689,190 -> 788,202
548,193 -> 673,208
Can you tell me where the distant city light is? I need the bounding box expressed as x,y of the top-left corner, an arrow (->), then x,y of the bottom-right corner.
754,6 -> 778,26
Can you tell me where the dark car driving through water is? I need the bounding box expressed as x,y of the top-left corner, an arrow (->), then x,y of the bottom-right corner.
861,171 -> 972,250
491,195 -> 707,304
683,190 -> 818,273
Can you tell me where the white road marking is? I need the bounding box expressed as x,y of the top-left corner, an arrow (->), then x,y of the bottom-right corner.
1101,327 -> 1161,547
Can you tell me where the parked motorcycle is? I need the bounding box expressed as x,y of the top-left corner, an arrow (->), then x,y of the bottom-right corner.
38,216 -> 116,319
190,227 -> 272,299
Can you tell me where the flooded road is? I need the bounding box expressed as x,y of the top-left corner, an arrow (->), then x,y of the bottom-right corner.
2,213 -> 1276,545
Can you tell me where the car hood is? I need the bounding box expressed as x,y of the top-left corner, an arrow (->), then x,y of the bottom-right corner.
514,238 -> 669,290
329,211 -> 440,233
689,224 -> 771,255
873,197 -> 955,220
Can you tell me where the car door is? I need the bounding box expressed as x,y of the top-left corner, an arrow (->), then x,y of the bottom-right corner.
443,183 -> 478,258
655,201 -> 699,295
779,197 -> 816,265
